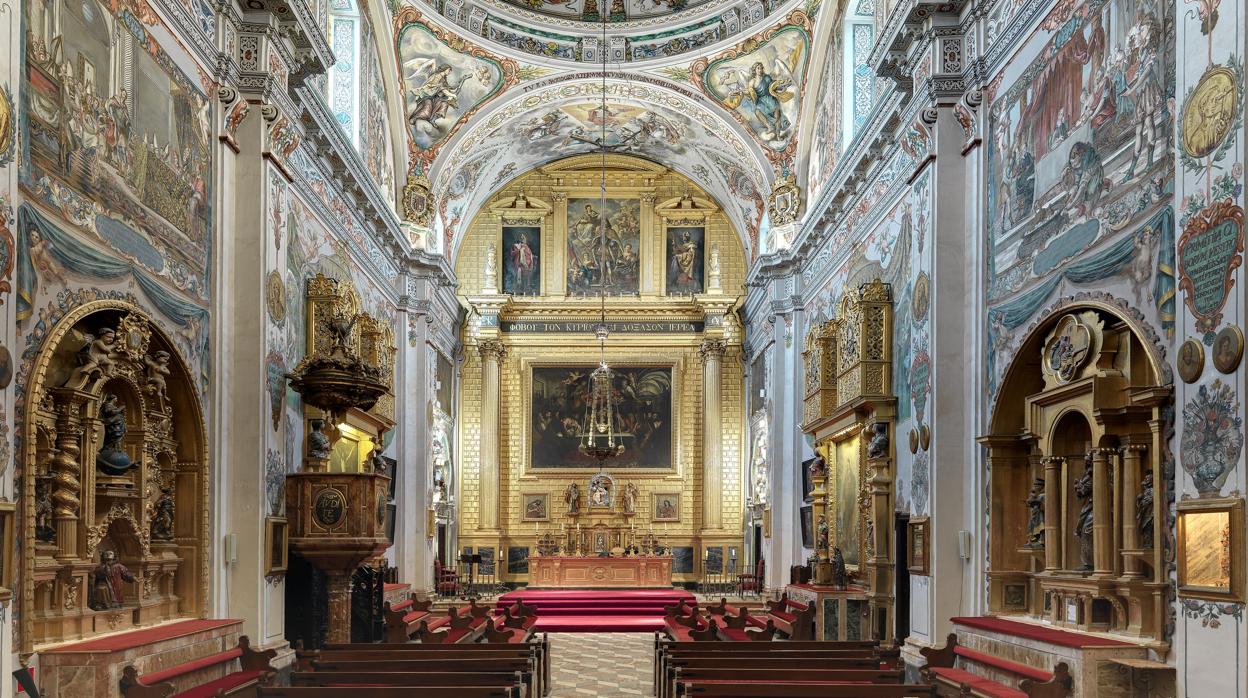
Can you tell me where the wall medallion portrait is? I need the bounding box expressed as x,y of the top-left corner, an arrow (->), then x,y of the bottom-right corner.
521,493 -> 549,521
566,198 -> 641,295
0,344 -> 12,389
1178,338 -> 1205,383
912,272 -> 930,323
502,225 -> 541,295
1180,380 -> 1243,496
653,493 -> 680,522
1180,65 -> 1240,160
666,226 -> 704,295
1212,325 -> 1243,374
530,365 -> 673,469
266,271 -> 286,324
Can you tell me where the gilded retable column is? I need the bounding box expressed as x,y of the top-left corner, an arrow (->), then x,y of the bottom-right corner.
50,389 -> 91,561
700,340 -> 726,530
1092,447 -> 1114,576
479,340 -> 506,530
1042,456 -> 1064,572
1120,444 -> 1147,578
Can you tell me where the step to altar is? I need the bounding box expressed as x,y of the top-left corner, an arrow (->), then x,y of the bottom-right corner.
35,618 -> 245,698
947,616 -> 1158,698
383,582 -> 411,607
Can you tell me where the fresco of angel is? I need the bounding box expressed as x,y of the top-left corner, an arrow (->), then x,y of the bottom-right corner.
708,32 -> 806,146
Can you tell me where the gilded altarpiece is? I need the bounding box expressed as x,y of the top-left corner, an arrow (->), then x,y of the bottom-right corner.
982,305 -> 1170,647
21,301 -> 209,652
454,157 -> 748,584
800,281 -> 896,641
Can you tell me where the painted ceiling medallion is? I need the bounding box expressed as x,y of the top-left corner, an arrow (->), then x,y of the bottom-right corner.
1180,65 -> 1239,160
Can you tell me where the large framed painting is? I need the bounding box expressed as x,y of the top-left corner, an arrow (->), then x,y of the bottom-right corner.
666,226 -> 704,295
502,225 -> 541,295
832,435 -> 862,569
566,198 -> 641,295
1178,497 -> 1244,602
530,365 -> 673,469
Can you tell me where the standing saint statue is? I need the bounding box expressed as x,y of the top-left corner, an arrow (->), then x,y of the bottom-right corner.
1137,469 -> 1155,549
621,483 -> 639,515
1025,477 -> 1045,549
89,550 -> 136,610
1074,454 -> 1095,572
564,482 -> 581,515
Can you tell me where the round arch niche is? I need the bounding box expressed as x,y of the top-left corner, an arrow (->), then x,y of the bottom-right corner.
20,300 -> 209,653
982,300 -> 1171,644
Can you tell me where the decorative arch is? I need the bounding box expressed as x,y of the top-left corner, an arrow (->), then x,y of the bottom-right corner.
981,297 -> 1172,641
21,300 -> 209,653
429,77 -> 772,262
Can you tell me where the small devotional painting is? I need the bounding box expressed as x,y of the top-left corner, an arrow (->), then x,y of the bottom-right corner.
566,198 -> 641,295
502,225 -> 541,295
530,365 -> 673,469
1178,498 -> 1244,602
521,493 -> 549,521
653,493 -> 680,522
666,226 -> 704,294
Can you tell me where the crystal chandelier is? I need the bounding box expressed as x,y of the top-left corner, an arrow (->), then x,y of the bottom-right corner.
578,11 -> 626,465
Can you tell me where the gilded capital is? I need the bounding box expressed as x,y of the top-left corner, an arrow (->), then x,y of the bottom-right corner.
640,192 -> 658,205
699,339 -> 727,361
479,340 -> 507,362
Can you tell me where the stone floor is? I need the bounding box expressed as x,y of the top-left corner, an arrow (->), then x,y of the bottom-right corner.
548,632 -> 654,696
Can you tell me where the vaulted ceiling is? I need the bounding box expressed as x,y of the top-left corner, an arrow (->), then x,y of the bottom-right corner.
383,0 -> 839,261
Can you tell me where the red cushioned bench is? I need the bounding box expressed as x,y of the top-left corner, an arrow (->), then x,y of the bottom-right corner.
763,594 -> 815,640
121,635 -> 276,698
383,595 -> 436,642
920,633 -> 1073,698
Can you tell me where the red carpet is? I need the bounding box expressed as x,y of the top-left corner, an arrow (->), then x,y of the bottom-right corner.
952,616 -> 1136,648
497,589 -> 694,633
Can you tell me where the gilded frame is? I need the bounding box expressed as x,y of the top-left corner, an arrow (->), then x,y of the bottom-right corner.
264,516 -> 289,579
827,423 -> 867,574
497,212 -> 546,297
521,357 -> 682,475
653,493 -> 681,522
907,516 -> 930,576
1177,497 -> 1244,603
0,501 -> 15,600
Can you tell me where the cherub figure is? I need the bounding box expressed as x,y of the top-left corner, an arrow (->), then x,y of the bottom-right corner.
144,350 -> 171,397
66,327 -> 118,388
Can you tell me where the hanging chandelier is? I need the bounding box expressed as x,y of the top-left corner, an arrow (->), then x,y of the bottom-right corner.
578,12 -> 626,465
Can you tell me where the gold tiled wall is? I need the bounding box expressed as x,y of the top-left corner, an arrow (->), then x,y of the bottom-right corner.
452,159 -> 749,580
455,167 -> 748,298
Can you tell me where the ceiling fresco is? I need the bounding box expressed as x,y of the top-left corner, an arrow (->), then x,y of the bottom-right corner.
429,79 -> 772,258
491,0 -> 716,22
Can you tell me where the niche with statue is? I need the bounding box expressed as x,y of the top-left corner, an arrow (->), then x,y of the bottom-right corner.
21,301 -> 208,652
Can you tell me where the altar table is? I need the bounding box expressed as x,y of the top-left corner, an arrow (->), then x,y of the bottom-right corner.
528,555 -> 672,588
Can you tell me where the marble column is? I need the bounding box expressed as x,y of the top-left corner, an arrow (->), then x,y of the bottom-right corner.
478,340 -> 506,530
1120,444 -> 1147,578
1043,456 -> 1064,572
1092,448 -> 1114,576
700,339 -> 727,530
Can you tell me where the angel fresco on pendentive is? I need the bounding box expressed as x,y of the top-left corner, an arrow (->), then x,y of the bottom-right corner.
396,19 -> 507,154
701,26 -> 810,151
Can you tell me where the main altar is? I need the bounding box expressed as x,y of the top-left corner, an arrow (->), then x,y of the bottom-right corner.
528,556 -> 672,588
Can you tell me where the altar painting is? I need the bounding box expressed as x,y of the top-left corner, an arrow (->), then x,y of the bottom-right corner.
566,198 -> 641,295
530,365 -> 673,469
833,435 -> 861,568
666,226 -> 704,294
503,225 -> 541,295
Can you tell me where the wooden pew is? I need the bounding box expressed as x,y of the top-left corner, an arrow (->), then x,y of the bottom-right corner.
260,687 -> 516,698
670,666 -> 903,696
921,633 -> 1073,698
763,594 -> 816,640
120,635 -> 276,698
305,643 -> 548,696
660,656 -> 886,698
304,658 -> 536,697
384,598 -> 491,643
679,683 -> 937,697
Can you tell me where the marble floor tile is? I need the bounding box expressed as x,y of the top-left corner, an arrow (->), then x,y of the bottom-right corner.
547,632 -> 655,697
